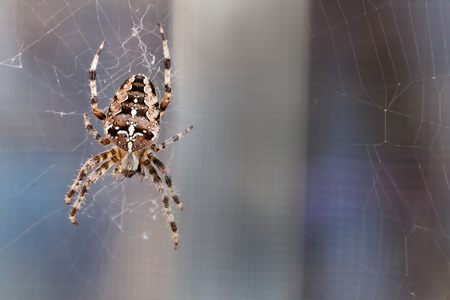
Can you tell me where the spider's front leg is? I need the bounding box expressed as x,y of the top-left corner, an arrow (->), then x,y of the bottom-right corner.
69,151 -> 120,225
66,148 -> 119,205
150,155 -> 183,210
142,156 -> 181,249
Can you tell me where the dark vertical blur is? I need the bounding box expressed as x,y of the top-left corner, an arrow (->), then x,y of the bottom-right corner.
306,1 -> 450,299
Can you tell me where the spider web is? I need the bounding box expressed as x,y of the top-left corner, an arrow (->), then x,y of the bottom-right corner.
0,0 -> 304,300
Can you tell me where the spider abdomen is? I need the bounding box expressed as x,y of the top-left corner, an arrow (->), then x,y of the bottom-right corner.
105,74 -> 161,152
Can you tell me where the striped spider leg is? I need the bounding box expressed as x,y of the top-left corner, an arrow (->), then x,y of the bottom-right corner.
65,148 -> 120,225
141,153 -> 180,248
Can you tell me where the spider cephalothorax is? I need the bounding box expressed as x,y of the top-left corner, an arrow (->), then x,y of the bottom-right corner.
65,24 -> 192,249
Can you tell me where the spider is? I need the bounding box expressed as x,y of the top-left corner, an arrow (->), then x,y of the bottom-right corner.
65,24 -> 192,249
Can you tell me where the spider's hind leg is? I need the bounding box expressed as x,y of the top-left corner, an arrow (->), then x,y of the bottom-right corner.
158,23 -> 171,116
89,41 -> 107,121
84,114 -> 111,146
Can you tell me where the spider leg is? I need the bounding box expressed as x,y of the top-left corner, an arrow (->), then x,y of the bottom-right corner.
84,113 -> 111,145
158,23 -> 171,116
69,152 -> 120,225
151,126 -> 193,153
66,148 -> 119,205
89,41 -> 107,121
142,156 -> 180,249
112,163 -> 120,179
149,154 -> 183,210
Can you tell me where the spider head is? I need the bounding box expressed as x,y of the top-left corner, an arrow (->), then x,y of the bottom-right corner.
120,152 -> 140,177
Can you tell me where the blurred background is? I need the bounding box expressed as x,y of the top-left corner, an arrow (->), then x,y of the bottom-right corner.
1,0 -> 450,300
0,0 -> 305,299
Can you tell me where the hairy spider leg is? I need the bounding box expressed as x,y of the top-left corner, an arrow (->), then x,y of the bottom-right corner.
84,113 -> 111,145
151,126 -> 193,153
66,148 -> 119,205
69,153 -> 120,225
89,41 -> 107,121
149,154 -> 183,210
142,157 -> 180,249
158,23 -> 171,115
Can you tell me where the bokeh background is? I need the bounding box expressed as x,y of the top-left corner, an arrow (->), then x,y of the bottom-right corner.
1,0 -> 450,300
